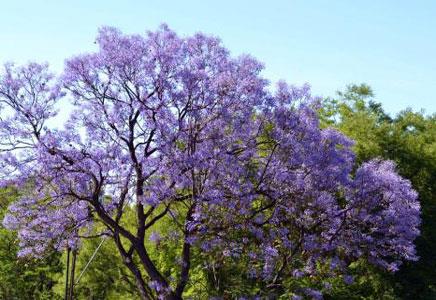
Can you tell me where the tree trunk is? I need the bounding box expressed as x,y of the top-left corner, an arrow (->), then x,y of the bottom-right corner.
123,258 -> 151,300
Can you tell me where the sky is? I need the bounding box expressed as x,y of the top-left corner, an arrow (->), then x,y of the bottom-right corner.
0,0 -> 435,115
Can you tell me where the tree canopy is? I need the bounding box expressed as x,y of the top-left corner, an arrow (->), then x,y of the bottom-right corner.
0,27 -> 422,299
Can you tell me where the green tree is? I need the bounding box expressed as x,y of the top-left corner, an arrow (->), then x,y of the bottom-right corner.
322,84 -> 436,299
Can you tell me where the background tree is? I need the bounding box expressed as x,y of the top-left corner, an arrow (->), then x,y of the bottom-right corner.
322,84 -> 436,299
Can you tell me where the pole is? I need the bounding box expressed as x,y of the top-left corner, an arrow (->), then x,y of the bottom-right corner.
75,237 -> 106,286
69,249 -> 77,300
64,247 -> 70,300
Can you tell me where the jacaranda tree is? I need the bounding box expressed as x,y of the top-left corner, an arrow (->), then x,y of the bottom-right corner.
0,26 -> 421,299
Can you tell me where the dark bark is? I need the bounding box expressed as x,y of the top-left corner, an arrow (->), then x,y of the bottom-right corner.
175,204 -> 195,297
113,233 -> 152,300
135,243 -> 171,288
64,248 -> 70,300
124,258 -> 152,300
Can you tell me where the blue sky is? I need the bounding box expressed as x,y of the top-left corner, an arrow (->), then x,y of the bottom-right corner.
1,0 -> 435,115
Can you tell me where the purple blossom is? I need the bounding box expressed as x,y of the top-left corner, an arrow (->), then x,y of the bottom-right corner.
292,269 -> 305,278
343,275 -> 354,285
149,231 -> 161,244
304,288 -> 323,300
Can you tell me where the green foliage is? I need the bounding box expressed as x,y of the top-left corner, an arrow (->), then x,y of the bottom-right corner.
70,237 -> 139,300
321,83 -> 436,299
324,261 -> 397,300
